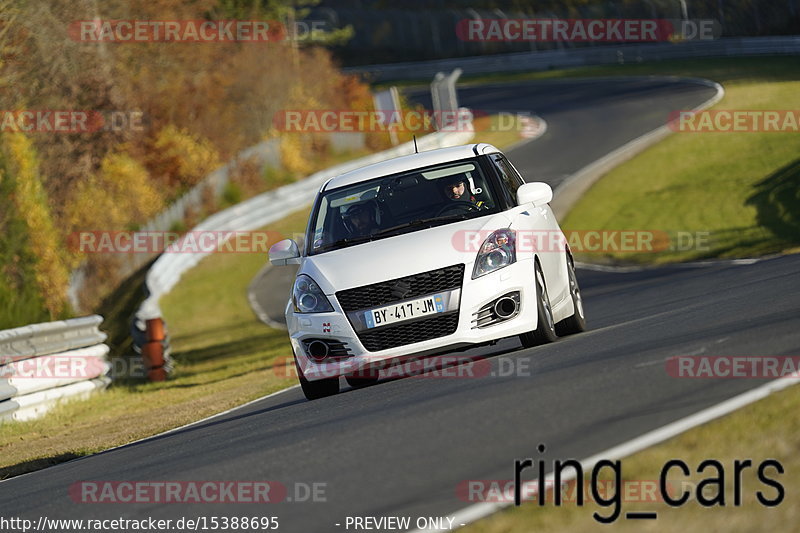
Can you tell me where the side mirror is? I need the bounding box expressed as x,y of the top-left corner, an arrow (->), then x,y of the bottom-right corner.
269,239 -> 301,266
517,182 -> 553,207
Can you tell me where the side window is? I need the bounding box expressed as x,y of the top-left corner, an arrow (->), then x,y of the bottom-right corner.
504,157 -> 526,189
491,154 -> 522,206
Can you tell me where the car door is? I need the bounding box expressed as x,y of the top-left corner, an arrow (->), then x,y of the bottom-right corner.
490,153 -> 569,308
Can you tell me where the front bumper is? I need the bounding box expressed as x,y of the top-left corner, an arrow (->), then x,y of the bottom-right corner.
287,259 -> 538,381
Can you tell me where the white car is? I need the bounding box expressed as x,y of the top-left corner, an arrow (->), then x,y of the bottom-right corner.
269,143 -> 586,400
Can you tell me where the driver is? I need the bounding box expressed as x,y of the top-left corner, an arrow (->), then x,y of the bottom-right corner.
341,201 -> 379,236
441,175 -> 486,208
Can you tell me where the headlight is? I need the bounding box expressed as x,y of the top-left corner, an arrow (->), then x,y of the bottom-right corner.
292,275 -> 334,313
472,229 -> 516,279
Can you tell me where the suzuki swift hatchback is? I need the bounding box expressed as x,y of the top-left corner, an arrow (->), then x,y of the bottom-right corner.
269,143 -> 586,399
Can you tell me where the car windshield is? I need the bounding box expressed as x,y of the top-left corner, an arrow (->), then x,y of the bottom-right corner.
307,158 -> 499,255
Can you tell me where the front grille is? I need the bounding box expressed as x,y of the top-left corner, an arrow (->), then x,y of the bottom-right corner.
358,313 -> 459,352
336,264 -> 465,312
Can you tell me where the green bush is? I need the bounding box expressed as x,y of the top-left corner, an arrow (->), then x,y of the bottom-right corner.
222,182 -> 243,206
0,156 -> 49,329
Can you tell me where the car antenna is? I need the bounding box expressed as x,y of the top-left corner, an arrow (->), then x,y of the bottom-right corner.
413,135 -> 418,154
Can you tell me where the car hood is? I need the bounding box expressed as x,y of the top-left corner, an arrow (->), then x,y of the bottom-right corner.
300,214 -> 511,294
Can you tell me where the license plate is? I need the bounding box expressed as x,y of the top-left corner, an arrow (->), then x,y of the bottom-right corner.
364,294 -> 446,329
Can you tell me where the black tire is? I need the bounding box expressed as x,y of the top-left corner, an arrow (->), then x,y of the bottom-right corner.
295,357 -> 339,400
555,254 -> 587,336
519,261 -> 558,348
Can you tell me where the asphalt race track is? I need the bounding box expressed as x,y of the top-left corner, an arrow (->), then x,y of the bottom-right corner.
3,78 -> 798,532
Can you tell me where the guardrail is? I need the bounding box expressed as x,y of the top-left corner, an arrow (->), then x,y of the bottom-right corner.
132,120 -> 476,377
0,316 -> 110,423
348,36 -> 800,81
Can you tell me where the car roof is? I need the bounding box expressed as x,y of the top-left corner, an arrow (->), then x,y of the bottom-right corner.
323,143 -> 501,191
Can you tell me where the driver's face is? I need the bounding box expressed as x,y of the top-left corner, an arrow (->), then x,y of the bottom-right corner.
350,209 -> 372,231
445,181 -> 466,200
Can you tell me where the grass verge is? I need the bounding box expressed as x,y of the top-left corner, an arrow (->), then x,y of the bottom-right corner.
461,383 -> 800,533
561,58 -> 800,264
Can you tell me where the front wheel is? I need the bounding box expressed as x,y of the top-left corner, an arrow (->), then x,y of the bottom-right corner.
556,254 -> 587,336
295,357 -> 339,400
519,262 -> 558,348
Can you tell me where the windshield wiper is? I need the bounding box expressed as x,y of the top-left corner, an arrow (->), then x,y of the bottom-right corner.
319,234 -> 375,251
373,213 -> 471,237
